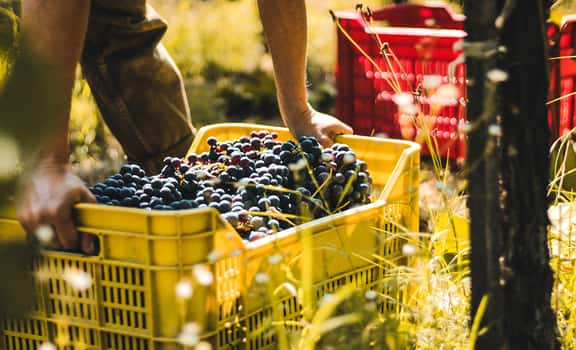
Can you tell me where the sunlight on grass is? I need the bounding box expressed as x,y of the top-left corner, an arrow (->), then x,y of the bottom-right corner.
4,1 -> 576,349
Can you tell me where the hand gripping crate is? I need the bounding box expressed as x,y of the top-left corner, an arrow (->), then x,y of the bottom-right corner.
334,3 -> 467,161
0,123 -> 420,349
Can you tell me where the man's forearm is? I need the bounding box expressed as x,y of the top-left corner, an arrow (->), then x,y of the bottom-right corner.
21,0 -> 90,164
257,0 -> 310,128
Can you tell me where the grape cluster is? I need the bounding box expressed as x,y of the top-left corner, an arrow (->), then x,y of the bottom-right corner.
90,130 -> 372,242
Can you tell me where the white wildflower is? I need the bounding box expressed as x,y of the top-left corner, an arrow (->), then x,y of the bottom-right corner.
399,103 -> 420,116
277,282 -> 297,297
392,92 -> 414,107
175,279 -> 193,299
365,290 -> 378,300
431,84 -> 459,106
39,342 -> 57,350
196,341 -> 212,350
254,272 -> 270,284
35,225 -> 54,244
488,124 -> 502,137
422,75 -> 443,89
267,254 -> 282,265
193,265 -> 214,286
486,69 -> 509,83
458,121 -> 471,134
289,158 -> 308,172
63,268 -> 92,292
402,243 -> 417,256
319,293 -> 334,306
178,322 -> 201,346
207,250 -> 220,263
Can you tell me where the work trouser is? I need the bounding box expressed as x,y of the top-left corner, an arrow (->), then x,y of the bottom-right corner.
82,0 -> 195,173
1,1 -> 194,173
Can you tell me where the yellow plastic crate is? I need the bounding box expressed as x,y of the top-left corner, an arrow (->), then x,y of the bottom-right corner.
0,123 -> 420,349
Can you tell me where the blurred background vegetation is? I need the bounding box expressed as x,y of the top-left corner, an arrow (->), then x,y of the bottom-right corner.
1,0 -> 464,182
68,0 -> 411,183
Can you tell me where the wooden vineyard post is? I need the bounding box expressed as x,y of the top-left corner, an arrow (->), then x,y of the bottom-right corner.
464,0 -> 559,348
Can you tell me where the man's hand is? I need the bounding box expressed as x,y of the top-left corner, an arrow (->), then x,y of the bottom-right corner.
287,104 -> 353,147
16,163 -> 96,253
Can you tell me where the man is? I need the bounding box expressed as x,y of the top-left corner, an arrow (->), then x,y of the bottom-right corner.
16,0 -> 352,253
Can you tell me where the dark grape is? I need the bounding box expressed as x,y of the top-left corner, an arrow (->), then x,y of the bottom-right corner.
89,130 -> 373,240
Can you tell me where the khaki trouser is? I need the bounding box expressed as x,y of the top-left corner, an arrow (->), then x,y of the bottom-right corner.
82,0 -> 195,173
0,0 -> 195,174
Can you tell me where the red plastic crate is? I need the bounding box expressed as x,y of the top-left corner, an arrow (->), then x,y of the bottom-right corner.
335,3 -> 467,160
549,14 -> 576,140
335,4 -> 576,161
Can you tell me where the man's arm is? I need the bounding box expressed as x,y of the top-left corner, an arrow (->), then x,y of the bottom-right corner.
257,0 -> 352,147
17,0 -> 95,252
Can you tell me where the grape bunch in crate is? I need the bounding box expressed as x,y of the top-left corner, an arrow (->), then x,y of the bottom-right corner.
90,130 -> 373,242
